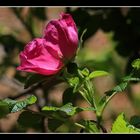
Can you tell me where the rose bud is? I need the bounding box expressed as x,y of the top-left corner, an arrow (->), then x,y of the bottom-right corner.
44,13 -> 78,60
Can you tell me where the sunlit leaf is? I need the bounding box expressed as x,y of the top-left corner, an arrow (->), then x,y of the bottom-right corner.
2,95 -> 37,113
59,103 -> 77,116
42,103 -> 76,117
68,77 -> 80,92
41,106 -> 58,111
68,77 -> 79,87
111,113 -> 140,133
42,103 -> 95,118
88,70 -> 109,79
81,68 -> 90,77
132,58 -> 140,70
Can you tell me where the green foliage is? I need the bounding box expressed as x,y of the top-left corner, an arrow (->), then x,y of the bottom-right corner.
48,119 -> 64,131
68,77 -> 79,87
88,70 -> 109,79
81,68 -> 90,77
106,82 -> 128,95
62,88 -> 75,105
0,95 -> 37,115
111,113 -> 140,133
0,102 -> 10,118
59,103 -> 78,116
123,76 -> 140,82
68,77 -> 80,92
2,7 -> 140,133
42,103 -> 96,131
42,103 -> 95,118
96,82 -> 128,118
76,120 -> 100,133
18,111 -> 43,128
66,66 -> 109,108
130,116 -> 140,128
132,59 -> 140,70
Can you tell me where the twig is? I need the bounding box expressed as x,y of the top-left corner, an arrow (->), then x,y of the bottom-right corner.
11,8 -> 35,39
9,82 -> 42,99
9,77 -> 64,100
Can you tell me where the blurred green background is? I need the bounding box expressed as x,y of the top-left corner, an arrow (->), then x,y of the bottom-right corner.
0,7 -> 140,133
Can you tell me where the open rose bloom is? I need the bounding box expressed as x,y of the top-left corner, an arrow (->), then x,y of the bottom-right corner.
17,13 -> 78,75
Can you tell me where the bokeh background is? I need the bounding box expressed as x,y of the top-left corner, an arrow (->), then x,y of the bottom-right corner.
0,7 -> 140,133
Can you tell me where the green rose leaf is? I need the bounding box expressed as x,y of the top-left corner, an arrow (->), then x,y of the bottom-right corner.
111,113 -> 140,133
88,70 -> 109,79
81,68 -> 90,77
68,77 -> 80,92
76,120 -> 100,133
97,82 -> 128,117
18,111 -> 43,128
123,76 -> 140,82
105,82 -> 128,97
130,116 -> 140,128
62,88 -> 75,105
132,58 -> 140,70
42,103 -> 95,118
0,101 -> 10,118
2,95 -> 37,113
48,118 -> 64,132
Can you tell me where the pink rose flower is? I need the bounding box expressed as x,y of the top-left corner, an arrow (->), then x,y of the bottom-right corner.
17,13 -> 78,75
17,38 -> 64,75
44,13 -> 78,60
